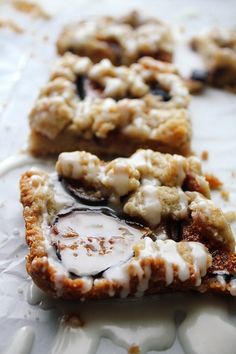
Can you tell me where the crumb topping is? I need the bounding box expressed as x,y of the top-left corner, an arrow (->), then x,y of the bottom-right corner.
192,28 -> 236,72
57,11 -> 174,65
13,0 -> 51,20
0,19 -> 23,33
56,149 -> 205,196
55,150 -> 235,251
30,54 -> 190,141
187,191 -> 234,251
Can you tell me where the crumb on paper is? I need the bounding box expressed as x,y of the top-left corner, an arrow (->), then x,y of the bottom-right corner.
12,0 -> 51,20
0,19 -> 23,33
220,189 -> 230,201
224,211 -> 236,223
232,171 -> 236,178
63,314 -> 84,328
201,150 -> 209,161
205,173 -> 223,189
184,78 -> 205,94
43,34 -> 49,41
128,345 -> 140,354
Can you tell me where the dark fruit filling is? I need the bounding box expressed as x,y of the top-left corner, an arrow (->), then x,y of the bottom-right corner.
76,75 -> 103,100
190,69 -> 208,83
149,81 -> 171,101
62,177 -> 107,205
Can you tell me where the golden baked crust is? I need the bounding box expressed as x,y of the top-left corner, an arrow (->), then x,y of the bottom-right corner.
20,150 -> 236,299
191,28 -> 236,90
29,54 -> 191,157
56,11 -> 173,65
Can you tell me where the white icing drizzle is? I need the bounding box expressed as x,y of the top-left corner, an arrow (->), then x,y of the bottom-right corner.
50,299 -> 176,354
48,295 -> 236,354
178,301 -> 236,354
56,149 -> 192,201
0,154 -> 39,177
27,282 -> 45,305
137,185 -> 162,226
25,281 -> 236,354
56,151 -> 100,182
3,326 -> 35,354
188,242 -> 209,285
139,238 -> 190,284
103,238 -> 210,296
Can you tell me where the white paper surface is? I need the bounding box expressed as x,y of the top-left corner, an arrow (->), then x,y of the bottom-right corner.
0,1 -> 236,353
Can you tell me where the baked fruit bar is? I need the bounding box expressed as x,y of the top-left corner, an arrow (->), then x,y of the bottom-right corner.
191,28 -> 236,90
20,149 -> 236,300
29,54 -> 191,157
57,11 -> 174,65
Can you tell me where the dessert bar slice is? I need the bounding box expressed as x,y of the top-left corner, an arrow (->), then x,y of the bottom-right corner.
191,28 -> 236,90
57,11 -> 174,65
29,54 -> 191,157
20,149 -> 236,300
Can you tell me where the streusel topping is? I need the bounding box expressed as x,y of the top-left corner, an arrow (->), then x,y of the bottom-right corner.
30,54 -> 190,140
192,28 -> 236,70
56,149 -> 204,196
57,11 -> 174,65
55,149 -> 234,250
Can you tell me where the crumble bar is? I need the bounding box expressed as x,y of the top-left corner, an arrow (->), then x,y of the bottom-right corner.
57,11 -> 174,65
191,28 -> 236,90
20,149 -> 236,300
29,54 -> 191,157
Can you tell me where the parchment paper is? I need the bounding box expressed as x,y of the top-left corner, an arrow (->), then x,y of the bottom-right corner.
0,1 -> 236,353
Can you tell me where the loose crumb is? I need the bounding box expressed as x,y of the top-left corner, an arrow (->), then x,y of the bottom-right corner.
205,174 -> 222,189
43,34 -> 49,41
184,78 -> 205,94
0,19 -> 23,33
224,211 -> 236,223
201,150 -> 209,161
220,189 -> 230,201
63,314 -> 84,328
12,0 -> 51,20
128,345 -> 140,354
232,171 -> 236,178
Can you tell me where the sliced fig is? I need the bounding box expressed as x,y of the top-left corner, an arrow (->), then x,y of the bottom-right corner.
76,75 -> 86,100
104,40 -> 122,66
76,75 -> 103,100
150,219 -> 182,242
61,178 -> 107,205
50,210 -> 146,277
149,81 -> 171,101
190,69 -> 208,83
